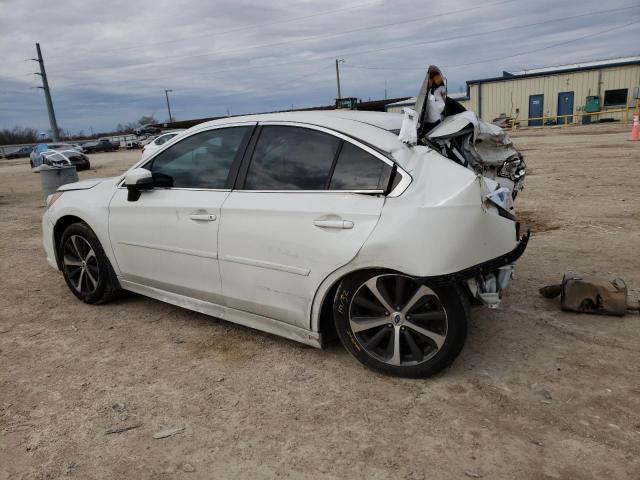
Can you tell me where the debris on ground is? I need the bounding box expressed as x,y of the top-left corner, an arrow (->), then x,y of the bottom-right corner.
182,463 -> 195,472
464,471 -> 482,478
153,426 -> 185,439
104,423 -> 142,435
540,274 -> 640,315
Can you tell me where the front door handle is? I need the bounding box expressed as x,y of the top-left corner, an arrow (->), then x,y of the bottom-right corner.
189,213 -> 217,222
313,219 -> 354,229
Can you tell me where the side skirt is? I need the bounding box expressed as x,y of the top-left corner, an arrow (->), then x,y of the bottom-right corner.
120,279 -> 322,348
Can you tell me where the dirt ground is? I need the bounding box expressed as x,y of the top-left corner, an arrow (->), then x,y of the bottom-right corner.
1,124 -> 639,479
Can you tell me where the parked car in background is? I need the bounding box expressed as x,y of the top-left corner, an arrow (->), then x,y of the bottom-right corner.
138,135 -> 158,147
134,124 -> 161,136
83,138 -> 119,153
41,107 -> 528,378
141,131 -> 183,160
70,143 -> 85,153
30,144 -> 91,171
5,146 -> 34,159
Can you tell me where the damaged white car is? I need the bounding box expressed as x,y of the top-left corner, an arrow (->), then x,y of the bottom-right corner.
42,67 -> 527,377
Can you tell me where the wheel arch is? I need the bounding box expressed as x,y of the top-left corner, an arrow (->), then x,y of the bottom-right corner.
313,265 -> 400,344
52,215 -> 90,269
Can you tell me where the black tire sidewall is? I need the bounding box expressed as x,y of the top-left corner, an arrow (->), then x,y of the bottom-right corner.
59,222 -> 112,304
334,270 -> 468,378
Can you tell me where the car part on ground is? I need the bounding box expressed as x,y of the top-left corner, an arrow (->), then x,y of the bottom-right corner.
540,274 -> 640,316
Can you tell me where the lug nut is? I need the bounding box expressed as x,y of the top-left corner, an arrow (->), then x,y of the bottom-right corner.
406,315 -> 411,320
384,311 -> 389,316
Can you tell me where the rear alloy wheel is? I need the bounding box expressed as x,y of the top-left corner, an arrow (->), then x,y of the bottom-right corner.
59,222 -> 120,304
334,272 -> 468,378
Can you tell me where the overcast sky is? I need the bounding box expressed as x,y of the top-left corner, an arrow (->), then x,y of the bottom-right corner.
1,0 -> 638,134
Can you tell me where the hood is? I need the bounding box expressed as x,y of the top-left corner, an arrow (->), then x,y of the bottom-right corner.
57,177 -> 111,191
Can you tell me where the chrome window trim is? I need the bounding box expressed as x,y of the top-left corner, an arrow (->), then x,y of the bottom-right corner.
257,120 -> 395,166
239,120 -> 412,196
117,120 -> 413,197
230,190 -> 385,194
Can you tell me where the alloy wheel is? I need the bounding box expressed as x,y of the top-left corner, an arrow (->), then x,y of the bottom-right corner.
62,235 -> 100,295
349,274 -> 448,366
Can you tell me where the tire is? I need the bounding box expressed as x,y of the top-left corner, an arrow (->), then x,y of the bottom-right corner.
59,222 -> 121,304
334,270 -> 468,378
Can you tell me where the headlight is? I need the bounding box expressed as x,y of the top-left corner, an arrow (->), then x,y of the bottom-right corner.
46,191 -> 63,208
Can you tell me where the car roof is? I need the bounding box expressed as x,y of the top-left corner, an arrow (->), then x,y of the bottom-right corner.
192,111 -> 413,166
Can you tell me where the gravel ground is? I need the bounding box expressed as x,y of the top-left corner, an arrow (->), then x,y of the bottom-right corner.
1,125 -> 639,479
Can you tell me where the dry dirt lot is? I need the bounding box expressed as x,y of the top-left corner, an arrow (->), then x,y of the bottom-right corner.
1,125 -> 639,479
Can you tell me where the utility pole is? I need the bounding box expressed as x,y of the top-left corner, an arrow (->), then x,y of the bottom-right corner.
165,89 -> 173,122
384,80 -> 388,100
335,59 -> 344,101
32,43 -> 60,141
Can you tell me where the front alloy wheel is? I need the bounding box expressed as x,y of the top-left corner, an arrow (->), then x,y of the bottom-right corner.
334,272 -> 468,378
59,222 -> 121,304
63,235 -> 100,296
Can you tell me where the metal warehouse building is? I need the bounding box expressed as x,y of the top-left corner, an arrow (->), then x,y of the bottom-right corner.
386,56 -> 640,127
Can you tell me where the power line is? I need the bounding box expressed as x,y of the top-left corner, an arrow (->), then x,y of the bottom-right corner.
42,0 -> 386,62
441,18 -> 640,69
46,0 -> 519,76
52,4 -> 638,91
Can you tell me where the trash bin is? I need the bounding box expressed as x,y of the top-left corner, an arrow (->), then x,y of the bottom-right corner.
40,164 -> 78,202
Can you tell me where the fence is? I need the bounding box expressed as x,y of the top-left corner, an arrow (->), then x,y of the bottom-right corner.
511,103 -> 639,130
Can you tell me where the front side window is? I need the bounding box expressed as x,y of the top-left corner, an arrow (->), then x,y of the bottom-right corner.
245,126 -> 340,190
329,142 -> 392,190
148,127 -> 248,189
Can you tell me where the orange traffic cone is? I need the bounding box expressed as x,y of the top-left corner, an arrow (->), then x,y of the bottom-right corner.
630,109 -> 640,141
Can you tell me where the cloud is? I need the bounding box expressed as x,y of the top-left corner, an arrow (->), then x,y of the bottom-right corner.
0,0 -> 638,133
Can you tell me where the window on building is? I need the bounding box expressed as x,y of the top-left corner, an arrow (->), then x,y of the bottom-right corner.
603,89 -> 628,107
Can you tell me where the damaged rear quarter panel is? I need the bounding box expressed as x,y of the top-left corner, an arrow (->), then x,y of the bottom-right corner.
354,151 -> 519,277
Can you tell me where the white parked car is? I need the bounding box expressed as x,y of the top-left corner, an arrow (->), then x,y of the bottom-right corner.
140,131 -> 183,160
42,105 -> 527,377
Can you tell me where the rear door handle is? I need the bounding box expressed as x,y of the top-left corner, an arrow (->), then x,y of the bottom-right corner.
189,213 -> 217,222
313,219 -> 354,229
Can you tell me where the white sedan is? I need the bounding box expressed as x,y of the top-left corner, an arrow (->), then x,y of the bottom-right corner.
140,131 -> 183,160
42,108 -> 527,378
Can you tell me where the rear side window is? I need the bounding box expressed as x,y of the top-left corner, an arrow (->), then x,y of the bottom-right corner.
149,127 -> 248,189
245,126 -> 340,190
329,142 -> 392,190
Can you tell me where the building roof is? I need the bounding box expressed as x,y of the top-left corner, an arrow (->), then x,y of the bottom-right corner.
467,55 -> 640,85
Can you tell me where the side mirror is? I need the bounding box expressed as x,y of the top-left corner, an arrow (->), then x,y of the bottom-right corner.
124,168 -> 153,201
